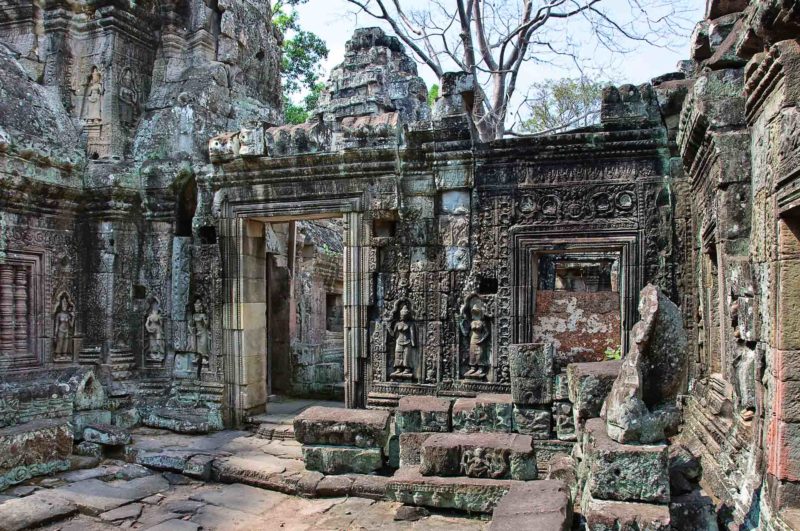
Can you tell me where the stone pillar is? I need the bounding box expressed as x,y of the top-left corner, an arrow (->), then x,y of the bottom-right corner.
13,265 -> 28,353
343,211 -> 370,408
0,265 -> 15,355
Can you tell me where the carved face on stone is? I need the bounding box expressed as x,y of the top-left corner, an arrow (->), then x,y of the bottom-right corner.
471,304 -> 483,320
194,299 -> 204,313
399,304 -> 411,321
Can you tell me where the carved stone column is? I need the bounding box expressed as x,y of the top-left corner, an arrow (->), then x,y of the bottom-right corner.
0,265 -> 14,355
13,266 -> 28,353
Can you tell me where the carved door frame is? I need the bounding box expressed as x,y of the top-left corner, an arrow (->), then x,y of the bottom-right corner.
509,230 -> 642,354
218,196 -> 371,425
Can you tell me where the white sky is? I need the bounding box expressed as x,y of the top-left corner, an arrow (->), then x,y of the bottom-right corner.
294,0 -> 706,119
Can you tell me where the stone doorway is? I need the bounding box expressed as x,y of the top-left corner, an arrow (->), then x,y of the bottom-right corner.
264,219 -> 346,401
217,196 -> 371,426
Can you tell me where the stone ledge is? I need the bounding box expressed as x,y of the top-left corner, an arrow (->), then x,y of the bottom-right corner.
395,396 -> 453,433
489,480 -> 572,531
582,495 -> 671,531
386,465 -> 520,513
293,406 -> 390,447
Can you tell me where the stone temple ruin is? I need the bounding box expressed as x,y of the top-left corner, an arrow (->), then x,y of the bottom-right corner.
0,0 -> 799,529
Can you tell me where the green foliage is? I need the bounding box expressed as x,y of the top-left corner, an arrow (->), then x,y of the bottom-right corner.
604,346 -> 622,361
283,83 -> 325,125
427,84 -> 439,108
272,0 -> 329,97
521,77 -> 605,134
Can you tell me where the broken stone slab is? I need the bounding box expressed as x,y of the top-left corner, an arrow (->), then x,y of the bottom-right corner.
394,505 -> 430,521
84,424 -> 132,446
582,495 -> 671,531
512,406 -> 551,439
349,473 -> 389,500
395,396 -> 453,433
212,455 -> 300,495
51,475 -> 170,516
567,360 -> 622,430
0,489 -> 77,531
302,445 -> 384,475
293,406 -> 391,447
452,394 -> 513,433
315,474 -> 354,497
98,502 -> 143,522
419,432 -> 537,480
488,480 -> 572,531
583,418 -> 669,504
386,466 -> 521,513
509,343 -> 555,406
603,284 -> 687,444
399,432 -> 436,466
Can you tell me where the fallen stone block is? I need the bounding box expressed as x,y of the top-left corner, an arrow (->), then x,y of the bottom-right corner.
302,445 -> 383,475
489,480 -> 572,531
184,454 -> 215,480
583,495 -> 670,531
135,450 -> 194,473
567,361 -> 622,431
98,502 -> 143,522
583,418 -> 669,503
72,410 -> 112,439
143,407 -> 222,434
0,489 -> 77,531
83,424 -> 132,446
452,394 -> 513,433
0,419 -> 72,492
293,406 -> 391,447
669,491 -> 719,531
399,432 -> 436,466
512,406 -> 552,439
386,466 -> 519,513
395,396 -> 452,433
395,505 -> 430,521
419,432 -> 537,480
74,441 -> 103,459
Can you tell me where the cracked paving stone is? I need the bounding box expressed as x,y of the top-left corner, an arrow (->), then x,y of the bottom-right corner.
0,490 -> 77,531
98,502 -> 143,522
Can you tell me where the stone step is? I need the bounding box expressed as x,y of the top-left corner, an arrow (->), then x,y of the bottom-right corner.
386,466 -> 522,514
419,432 -> 538,481
489,481 -> 572,531
293,406 -> 391,448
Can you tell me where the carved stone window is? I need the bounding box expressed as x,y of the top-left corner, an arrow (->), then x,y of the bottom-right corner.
0,251 -> 44,369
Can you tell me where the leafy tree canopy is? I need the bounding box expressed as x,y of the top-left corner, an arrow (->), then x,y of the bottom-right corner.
519,77 -> 606,135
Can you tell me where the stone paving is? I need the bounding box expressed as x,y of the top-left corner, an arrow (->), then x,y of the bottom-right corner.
0,428 -> 488,530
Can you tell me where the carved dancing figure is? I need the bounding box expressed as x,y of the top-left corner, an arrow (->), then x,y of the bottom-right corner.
385,302 -> 416,380
461,447 -> 489,478
144,301 -> 165,363
188,298 -> 210,378
83,66 -> 103,122
459,300 -> 491,379
118,68 -> 139,127
52,293 -> 75,361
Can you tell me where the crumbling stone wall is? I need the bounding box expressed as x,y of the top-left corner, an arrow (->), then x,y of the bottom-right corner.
673,0 -> 800,527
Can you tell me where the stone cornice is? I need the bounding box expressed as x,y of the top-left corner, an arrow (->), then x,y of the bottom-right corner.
744,39 -> 800,124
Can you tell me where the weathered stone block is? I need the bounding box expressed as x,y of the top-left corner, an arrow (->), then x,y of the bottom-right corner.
420,432 -> 537,480
452,394 -> 513,433
386,466 -> 519,513
0,419 -> 72,491
74,441 -> 103,459
583,495 -> 670,531
293,407 -> 390,447
399,432 -> 436,467
489,480 -> 572,531
302,445 -> 383,475
83,424 -> 132,446
395,396 -> 452,434
584,418 -> 669,503
72,410 -> 112,439
512,406 -> 551,439
669,491 -> 719,531
567,361 -> 622,429
509,343 -> 555,406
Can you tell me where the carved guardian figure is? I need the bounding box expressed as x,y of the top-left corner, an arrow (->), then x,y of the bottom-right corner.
52,292 -> 75,362
385,302 -> 417,380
